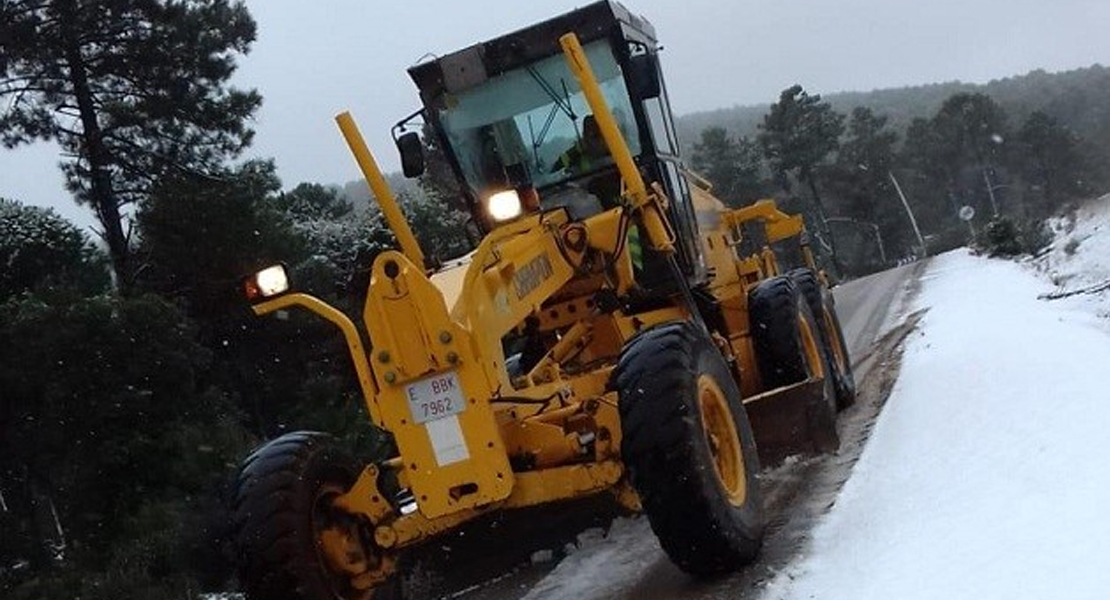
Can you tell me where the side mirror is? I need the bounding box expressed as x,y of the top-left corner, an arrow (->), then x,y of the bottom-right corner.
396,131 -> 425,178
627,53 -> 661,100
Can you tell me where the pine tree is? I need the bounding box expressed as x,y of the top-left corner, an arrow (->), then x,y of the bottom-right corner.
899,93 -> 1011,228
758,85 -> 846,268
0,197 -> 109,298
824,108 -> 913,261
0,0 -> 261,288
832,108 -> 900,218
1013,111 -> 1090,214
690,126 -> 766,207
277,183 -> 354,221
932,93 -> 1009,170
758,85 -> 845,203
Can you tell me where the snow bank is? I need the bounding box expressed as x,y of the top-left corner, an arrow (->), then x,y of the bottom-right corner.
763,250 -> 1110,600
1035,193 -> 1110,323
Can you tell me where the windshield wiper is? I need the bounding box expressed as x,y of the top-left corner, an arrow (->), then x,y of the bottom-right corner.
528,102 -> 562,164
525,68 -> 581,166
526,65 -> 577,122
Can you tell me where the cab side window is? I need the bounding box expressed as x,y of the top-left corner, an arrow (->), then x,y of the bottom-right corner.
644,96 -> 677,157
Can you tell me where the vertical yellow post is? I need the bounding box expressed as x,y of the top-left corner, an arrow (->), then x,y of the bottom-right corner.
558,34 -> 648,206
559,33 -> 673,253
335,111 -> 426,269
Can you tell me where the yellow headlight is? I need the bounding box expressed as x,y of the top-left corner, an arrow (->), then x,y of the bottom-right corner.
486,189 -> 523,222
244,264 -> 289,301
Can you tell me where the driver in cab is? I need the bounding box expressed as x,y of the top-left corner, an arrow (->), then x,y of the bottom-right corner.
550,115 -> 607,175
549,114 -> 623,209
549,114 -> 642,270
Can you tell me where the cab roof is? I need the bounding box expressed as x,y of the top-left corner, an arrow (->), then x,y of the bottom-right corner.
407,1 -> 657,103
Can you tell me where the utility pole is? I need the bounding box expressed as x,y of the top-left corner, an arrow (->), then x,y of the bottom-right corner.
889,170 -> 927,257
873,223 -> 887,265
982,168 -> 1000,217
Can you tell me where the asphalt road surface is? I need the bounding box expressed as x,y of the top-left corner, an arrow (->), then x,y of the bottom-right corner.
835,262 -> 926,370
433,261 -> 928,600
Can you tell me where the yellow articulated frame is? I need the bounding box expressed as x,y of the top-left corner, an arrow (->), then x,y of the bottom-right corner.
722,199 -> 807,244
335,460 -> 625,551
448,211 -> 583,386
354,209 -> 671,520
362,251 -> 516,518
582,208 -> 637,294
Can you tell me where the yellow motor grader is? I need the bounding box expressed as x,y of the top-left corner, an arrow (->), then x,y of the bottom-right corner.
232,2 -> 855,598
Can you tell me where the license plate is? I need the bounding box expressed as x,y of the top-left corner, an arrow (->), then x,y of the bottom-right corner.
405,371 -> 466,424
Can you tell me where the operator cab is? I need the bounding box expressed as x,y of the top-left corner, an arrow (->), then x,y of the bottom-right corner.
399,1 -> 706,286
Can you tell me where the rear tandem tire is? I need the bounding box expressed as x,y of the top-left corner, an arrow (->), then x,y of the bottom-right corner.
820,288 -> 856,410
232,431 -> 400,600
749,276 -> 840,453
788,268 -> 856,410
614,322 -> 765,577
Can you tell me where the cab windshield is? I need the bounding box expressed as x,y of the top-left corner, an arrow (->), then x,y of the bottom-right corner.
437,40 -> 641,201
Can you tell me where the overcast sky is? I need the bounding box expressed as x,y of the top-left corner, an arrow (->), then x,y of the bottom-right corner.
3,0 -> 1108,231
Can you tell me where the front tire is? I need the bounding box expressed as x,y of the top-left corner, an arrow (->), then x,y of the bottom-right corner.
614,322 -> 764,577
232,432 -> 399,600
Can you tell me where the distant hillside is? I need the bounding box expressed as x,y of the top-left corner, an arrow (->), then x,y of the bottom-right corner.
675,64 -> 1110,156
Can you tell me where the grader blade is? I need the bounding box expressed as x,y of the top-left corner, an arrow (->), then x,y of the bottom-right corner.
743,380 -> 830,467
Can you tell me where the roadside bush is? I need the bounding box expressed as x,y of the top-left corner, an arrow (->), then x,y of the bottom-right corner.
1064,238 -> 1081,255
974,216 -> 1052,257
1021,219 -> 1054,255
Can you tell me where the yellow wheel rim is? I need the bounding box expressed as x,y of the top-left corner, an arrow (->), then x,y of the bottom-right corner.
698,374 -> 747,506
312,484 -> 388,600
823,308 -> 848,375
798,313 -> 825,379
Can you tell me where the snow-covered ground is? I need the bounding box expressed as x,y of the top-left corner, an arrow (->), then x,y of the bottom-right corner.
1035,193 -> 1110,325
761,205 -> 1110,600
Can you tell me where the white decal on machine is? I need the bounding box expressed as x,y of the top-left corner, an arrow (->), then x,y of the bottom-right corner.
425,415 -> 469,466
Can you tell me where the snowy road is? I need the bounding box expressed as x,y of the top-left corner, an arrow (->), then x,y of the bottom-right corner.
445,261 -> 927,600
